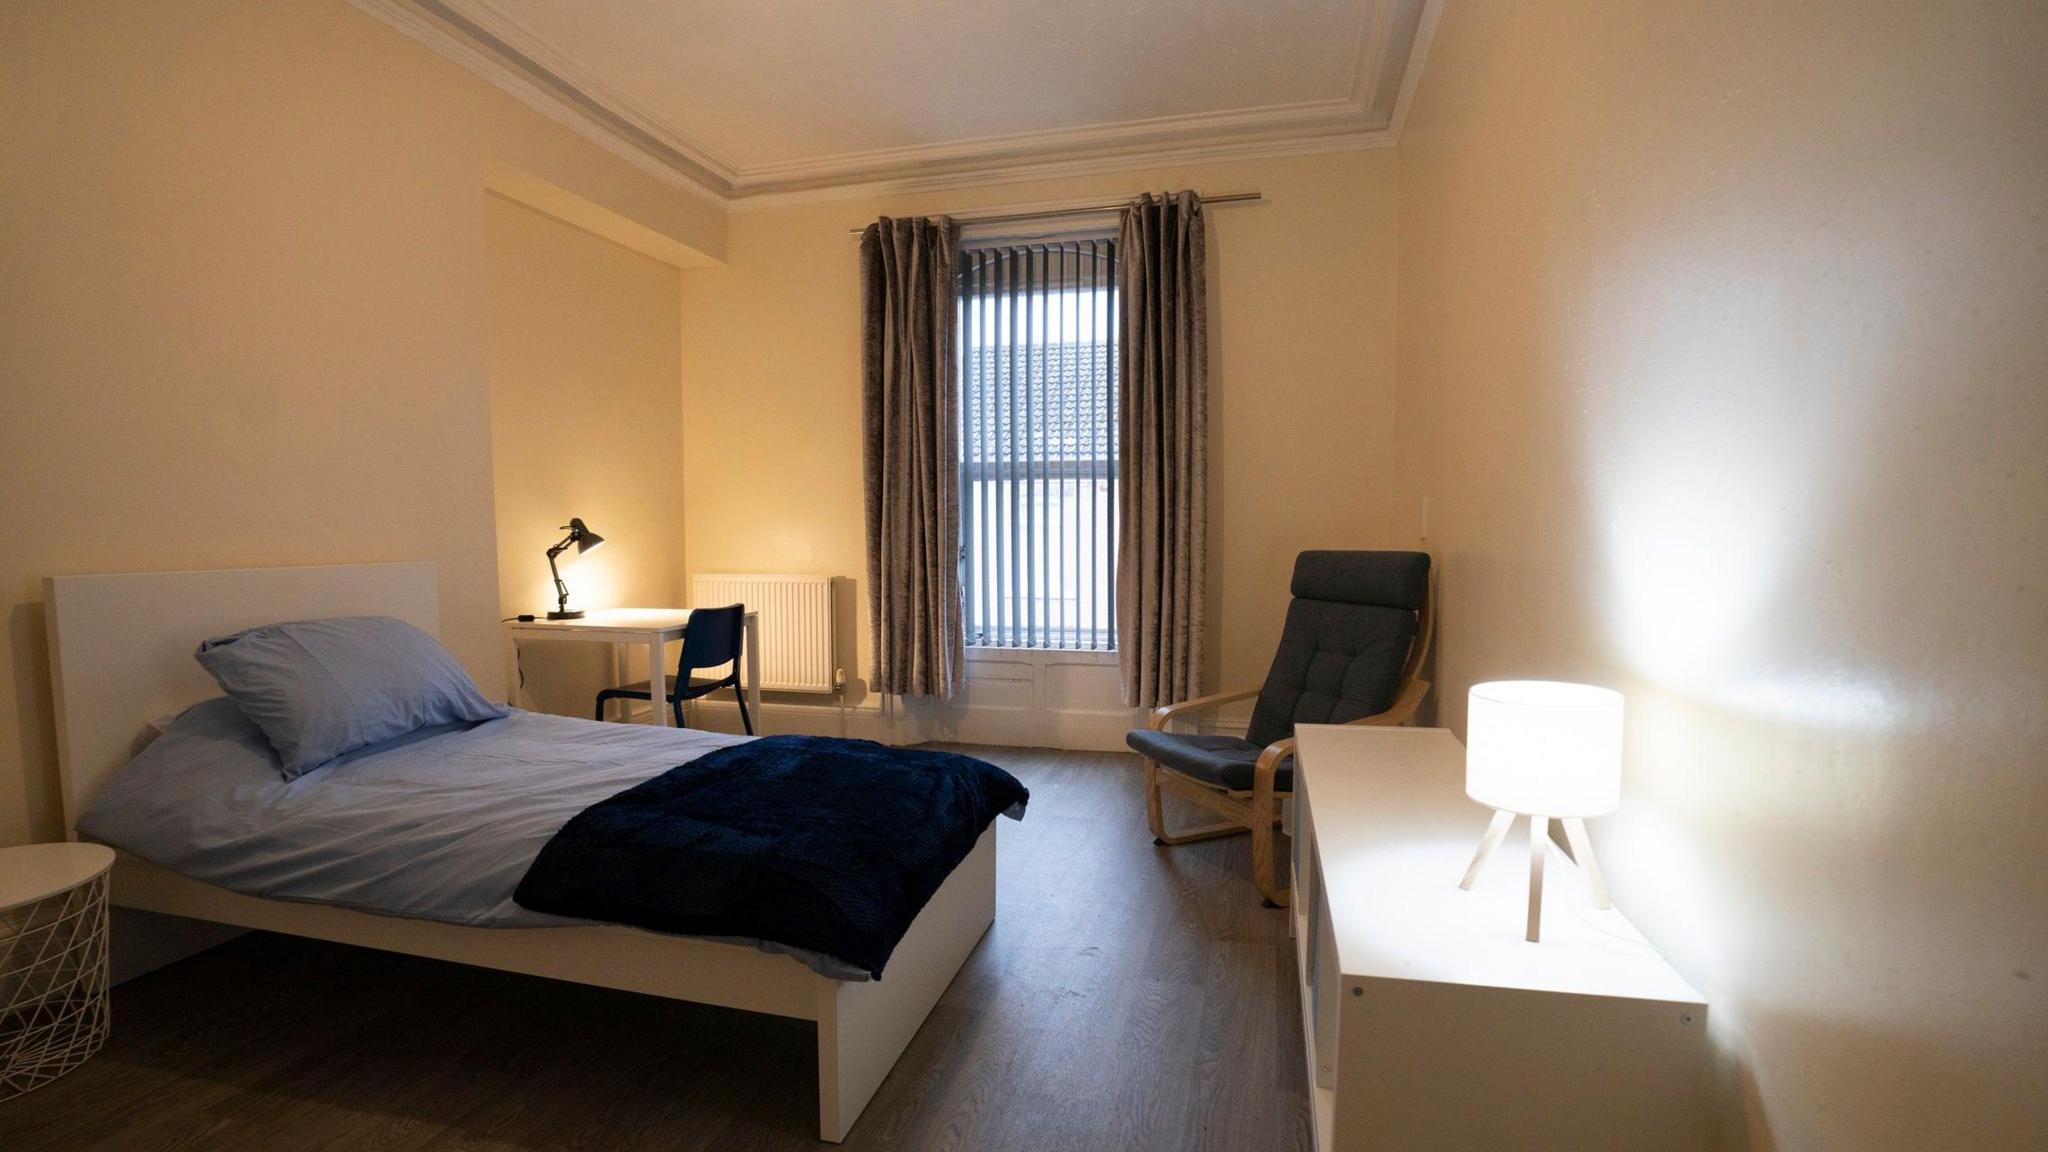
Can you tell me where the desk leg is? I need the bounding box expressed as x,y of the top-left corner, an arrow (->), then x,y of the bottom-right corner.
648,632 -> 672,726
504,637 -> 525,710
744,614 -> 764,735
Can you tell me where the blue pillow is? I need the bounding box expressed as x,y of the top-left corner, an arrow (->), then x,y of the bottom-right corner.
195,615 -> 507,779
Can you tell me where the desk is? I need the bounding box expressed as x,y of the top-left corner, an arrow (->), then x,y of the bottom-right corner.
504,608 -> 762,730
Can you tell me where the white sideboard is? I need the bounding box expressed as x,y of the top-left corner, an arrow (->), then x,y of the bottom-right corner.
1289,724 -> 1709,1151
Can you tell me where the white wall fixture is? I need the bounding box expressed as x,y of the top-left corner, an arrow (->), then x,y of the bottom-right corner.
690,573 -> 839,694
1459,680 -> 1624,942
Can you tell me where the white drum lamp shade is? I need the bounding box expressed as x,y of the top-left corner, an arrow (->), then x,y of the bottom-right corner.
1459,681 -> 1625,942
1466,681 -> 1623,817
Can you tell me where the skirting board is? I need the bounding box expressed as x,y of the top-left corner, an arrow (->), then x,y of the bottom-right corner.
686,697 -> 895,742
601,642 -> 1146,752
684,696 -> 1142,752
904,702 -> 1141,751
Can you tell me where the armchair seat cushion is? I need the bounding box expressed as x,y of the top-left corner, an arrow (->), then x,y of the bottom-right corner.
1126,729 -> 1293,794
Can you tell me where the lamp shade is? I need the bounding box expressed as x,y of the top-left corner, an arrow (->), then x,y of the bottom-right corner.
568,518 -> 604,554
1465,681 -> 1623,817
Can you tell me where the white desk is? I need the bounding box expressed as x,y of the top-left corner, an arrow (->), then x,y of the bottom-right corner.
503,608 -> 762,730
1290,724 -> 1708,1150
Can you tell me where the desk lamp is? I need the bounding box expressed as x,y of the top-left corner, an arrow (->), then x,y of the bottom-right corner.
544,518 -> 605,620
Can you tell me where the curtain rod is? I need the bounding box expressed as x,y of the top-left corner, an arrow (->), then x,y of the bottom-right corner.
845,191 -> 1262,236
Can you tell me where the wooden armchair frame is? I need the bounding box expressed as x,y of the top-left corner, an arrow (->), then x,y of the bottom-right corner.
1140,572 -> 1435,907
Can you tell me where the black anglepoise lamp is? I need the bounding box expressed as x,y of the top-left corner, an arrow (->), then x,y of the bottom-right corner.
545,518 -> 605,619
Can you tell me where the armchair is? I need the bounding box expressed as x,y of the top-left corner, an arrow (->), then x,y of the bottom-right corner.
1126,551 -> 1434,907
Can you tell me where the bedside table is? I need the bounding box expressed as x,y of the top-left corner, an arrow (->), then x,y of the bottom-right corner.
1290,725 -> 1708,1151
0,842 -> 115,1101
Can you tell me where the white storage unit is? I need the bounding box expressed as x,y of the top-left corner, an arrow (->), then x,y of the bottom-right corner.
1290,724 -> 1710,1151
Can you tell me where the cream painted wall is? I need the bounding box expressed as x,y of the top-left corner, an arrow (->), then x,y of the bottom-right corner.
485,194 -> 684,717
1395,2 -> 2048,1148
0,0 -> 716,847
679,151 -> 1403,730
12,8 -> 2033,1143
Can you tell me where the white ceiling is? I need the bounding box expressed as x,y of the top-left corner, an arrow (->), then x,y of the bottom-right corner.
358,0 -> 1438,202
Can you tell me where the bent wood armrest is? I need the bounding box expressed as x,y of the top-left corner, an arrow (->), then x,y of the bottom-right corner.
1254,681 -> 1430,797
1251,735 -> 1298,907
1147,685 -> 1262,731
1356,678 -> 1431,728
1251,736 -> 1296,804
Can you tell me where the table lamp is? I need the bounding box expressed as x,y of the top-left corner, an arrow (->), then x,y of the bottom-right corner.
544,517 -> 605,620
1458,680 -> 1623,942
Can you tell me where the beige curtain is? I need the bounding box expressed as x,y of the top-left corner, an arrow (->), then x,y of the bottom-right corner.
1117,192 -> 1208,708
860,216 -> 965,699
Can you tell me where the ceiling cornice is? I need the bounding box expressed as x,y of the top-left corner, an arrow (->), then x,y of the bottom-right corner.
346,0 -> 737,202
728,128 -> 1399,212
350,0 -> 1442,207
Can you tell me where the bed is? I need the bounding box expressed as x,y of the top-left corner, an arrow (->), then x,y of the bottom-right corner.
43,561 -> 998,1143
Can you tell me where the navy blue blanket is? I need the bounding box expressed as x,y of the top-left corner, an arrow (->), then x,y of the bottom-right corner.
514,736 -> 1028,979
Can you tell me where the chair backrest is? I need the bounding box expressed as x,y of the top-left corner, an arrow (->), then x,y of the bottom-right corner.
1245,551 -> 1433,748
678,603 -> 745,674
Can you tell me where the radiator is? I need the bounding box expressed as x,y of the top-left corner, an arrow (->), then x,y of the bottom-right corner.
691,573 -> 839,694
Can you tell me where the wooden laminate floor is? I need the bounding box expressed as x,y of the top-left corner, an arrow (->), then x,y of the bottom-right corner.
1,746 -> 1309,1151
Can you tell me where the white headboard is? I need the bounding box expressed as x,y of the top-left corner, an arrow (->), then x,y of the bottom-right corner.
44,561 -> 440,834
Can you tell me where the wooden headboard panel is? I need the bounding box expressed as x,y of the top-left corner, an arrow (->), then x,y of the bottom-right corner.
43,561 -> 440,834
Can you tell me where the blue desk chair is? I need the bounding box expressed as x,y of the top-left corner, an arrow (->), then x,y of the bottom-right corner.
595,603 -> 754,734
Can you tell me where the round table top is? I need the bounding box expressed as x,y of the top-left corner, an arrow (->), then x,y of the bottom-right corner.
0,842 -> 115,912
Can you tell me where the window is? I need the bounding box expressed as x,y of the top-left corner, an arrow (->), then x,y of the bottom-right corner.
957,237 -> 1119,650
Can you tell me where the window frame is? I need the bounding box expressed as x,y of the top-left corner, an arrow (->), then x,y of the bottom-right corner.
955,233 -> 1120,652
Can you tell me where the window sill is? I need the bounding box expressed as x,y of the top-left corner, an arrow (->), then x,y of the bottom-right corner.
966,645 -> 1119,666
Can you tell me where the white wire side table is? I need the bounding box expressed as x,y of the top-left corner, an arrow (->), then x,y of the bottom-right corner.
1,842 -> 115,1101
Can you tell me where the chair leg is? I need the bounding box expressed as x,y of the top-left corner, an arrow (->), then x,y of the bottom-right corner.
1144,760 -> 1169,841
594,696 -> 608,723
1146,761 -> 1251,845
1252,816 -> 1291,909
734,685 -> 755,736
673,697 -> 686,728
1156,821 -> 1250,846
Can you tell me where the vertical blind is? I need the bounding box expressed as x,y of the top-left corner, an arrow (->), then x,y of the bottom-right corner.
957,237 -> 1120,649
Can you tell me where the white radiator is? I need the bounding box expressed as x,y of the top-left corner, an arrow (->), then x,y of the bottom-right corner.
691,573 -> 839,694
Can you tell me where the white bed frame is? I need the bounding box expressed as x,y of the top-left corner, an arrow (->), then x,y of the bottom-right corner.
43,561 -> 995,1143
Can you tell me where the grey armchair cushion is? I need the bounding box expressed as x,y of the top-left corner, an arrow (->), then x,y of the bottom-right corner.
1244,551 -> 1428,748
1125,729 -> 1293,793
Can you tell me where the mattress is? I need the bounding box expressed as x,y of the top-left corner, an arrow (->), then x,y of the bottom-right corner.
75,700 -> 869,979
